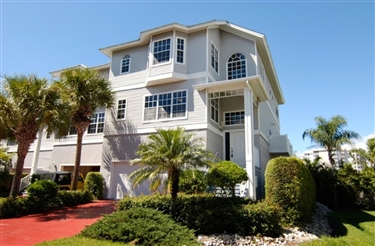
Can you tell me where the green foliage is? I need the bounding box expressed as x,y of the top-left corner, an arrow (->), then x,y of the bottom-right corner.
207,161 -> 248,197
178,169 -> 208,194
0,197 -> 26,218
84,172 -> 104,199
30,173 -> 42,184
117,194 -> 282,236
26,179 -> 59,211
80,207 -> 200,246
56,190 -> 93,207
265,157 -> 316,225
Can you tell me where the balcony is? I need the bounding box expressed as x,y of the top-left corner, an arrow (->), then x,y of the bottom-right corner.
269,135 -> 293,157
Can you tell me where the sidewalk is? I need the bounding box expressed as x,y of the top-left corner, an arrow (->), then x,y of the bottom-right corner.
0,200 -> 116,246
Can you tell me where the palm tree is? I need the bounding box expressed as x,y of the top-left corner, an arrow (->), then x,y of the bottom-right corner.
56,68 -> 114,190
303,115 -> 359,168
130,127 -> 215,216
0,75 -> 67,197
350,137 -> 375,170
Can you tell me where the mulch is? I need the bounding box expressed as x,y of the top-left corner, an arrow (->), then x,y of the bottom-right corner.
0,200 -> 116,246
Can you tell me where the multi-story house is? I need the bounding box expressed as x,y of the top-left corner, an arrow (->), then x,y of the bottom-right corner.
6,20 -> 292,199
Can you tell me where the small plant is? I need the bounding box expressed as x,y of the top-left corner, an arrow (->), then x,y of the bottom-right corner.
84,172 -> 104,199
80,207 -> 200,246
179,169 -> 208,194
207,161 -> 248,197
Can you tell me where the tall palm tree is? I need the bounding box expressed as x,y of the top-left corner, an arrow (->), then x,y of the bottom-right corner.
350,137 -> 375,170
56,68 -> 114,190
130,127 -> 215,216
0,75 -> 67,197
303,115 -> 359,168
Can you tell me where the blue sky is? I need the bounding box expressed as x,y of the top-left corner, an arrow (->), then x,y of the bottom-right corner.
1,1 -> 374,154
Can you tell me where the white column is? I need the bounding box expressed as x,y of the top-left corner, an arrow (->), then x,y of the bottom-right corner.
30,129 -> 43,175
244,86 -> 256,199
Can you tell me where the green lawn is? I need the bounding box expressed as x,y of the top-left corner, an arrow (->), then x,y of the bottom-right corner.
36,236 -> 128,246
301,209 -> 375,246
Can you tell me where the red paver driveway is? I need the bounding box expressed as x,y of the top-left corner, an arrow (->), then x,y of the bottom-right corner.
0,200 -> 116,246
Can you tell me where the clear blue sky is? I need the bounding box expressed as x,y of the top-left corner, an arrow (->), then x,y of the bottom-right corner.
1,1 -> 374,154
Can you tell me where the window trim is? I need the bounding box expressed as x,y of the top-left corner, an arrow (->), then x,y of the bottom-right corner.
120,55 -> 131,74
175,37 -> 186,65
223,110 -> 245,126
142,89 -> 188,123
211,42 -> 219,74
152,37 -> 172,66
210,97 -> 219,124
116,98 -> 127,121
87,112 -> 106,135
227,53 -> 247,80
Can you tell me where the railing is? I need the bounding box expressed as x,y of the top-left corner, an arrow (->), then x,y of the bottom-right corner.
20,174 -> 31,192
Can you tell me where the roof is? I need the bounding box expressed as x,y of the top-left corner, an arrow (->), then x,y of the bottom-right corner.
99,20 -> 285,104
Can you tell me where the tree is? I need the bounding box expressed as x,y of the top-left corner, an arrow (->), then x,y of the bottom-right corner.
303,115 -> 359,168
350,137 -> 375,170
207,160 -> 248,197
0,75 -> 66,197
56,68 -> 114,190
130,127 -> 215,216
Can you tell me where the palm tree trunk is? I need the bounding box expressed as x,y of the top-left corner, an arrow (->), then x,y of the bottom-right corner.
72,131 -> 83,190
327,149 -> 338,208
9,142 -> 29,197
170,169 -> 180,218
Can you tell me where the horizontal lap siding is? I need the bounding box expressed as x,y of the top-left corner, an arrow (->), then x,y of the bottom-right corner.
206,129 -> 223,160
111,45 -> 149,77
187,30 -> 206,74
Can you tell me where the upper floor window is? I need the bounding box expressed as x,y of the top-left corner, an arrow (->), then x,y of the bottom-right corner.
88,113 -> 105,134
224,111 -> 245,125
227,53 -> 246,80
211,43 -> 219,73
153,38 -> 171,65
68,126 -> 77,136
121,55 -> 131,74
211,98 -> 219,123
176,38 -> 185,64
117,99 -> 127,120
144,90 -> 187,121
45,132 -> 51,140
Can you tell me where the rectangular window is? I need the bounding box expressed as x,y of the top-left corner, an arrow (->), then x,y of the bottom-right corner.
211,98 -> 219,123
176,38 -> 184,64
121,55 -> 131,74
68,126 -> 77,135
88,113 -> 105,134
211,43 -> 219,73
153,38 -> 171,65
117,99 -> 127,120
224,111 -> 245,125
144,90 -> 187,121
45,132 -> 51,140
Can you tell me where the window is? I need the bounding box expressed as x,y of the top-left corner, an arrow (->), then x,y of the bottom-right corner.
120,55 -> 131,73
68,126 -> 77,135
224,111 -> 245,125
117,99 -> 127,120
211,98 -> 219,123
88,113 -> 105,134
144,90 -> 187,121
227,53 -> 246,80
153,38 -> 171,65
211,43 -> 219,73
45,132 -> 51,140
176,38 -> 185,64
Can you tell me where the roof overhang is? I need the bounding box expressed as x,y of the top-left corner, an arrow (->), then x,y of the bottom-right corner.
49,63 -> 110,78
193,76 -> 269,102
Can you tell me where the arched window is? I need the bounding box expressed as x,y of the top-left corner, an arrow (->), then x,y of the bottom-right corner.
121,55 -> 131,73
227,53 -> 246,80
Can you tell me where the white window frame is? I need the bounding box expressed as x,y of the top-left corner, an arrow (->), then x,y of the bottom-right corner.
176,37 -> 185,65
120,55 -> 131,74
45,132 -> 51,140
210,97 -> 219,124
143,90 -> 188,122
224,110 -> 245,126
68,126 -> 77,136
116,99 -> 127,120
87,112 -> 105,134
211,42 -> 219,74
152,38 -> 171,66
227,53 -> 247,80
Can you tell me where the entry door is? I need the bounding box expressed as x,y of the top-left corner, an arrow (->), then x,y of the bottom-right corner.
230,131 -> 245,167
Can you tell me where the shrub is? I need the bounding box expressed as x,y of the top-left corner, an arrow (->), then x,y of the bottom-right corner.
0,197 -> 26,218
80,207 -> 200,246
179,169 -> 209,194
265,157 -> 316,225
26,179 -> 58,212
84,172 -> 104,200
56,190 -> 93,207
207,161 -> 248,197
30,173 -> 42,184
117,194 -> 282,236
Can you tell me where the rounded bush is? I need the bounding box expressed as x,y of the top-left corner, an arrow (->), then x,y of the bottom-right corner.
265,157 -> 316,225
26,179 -> 59,212
84,172 -> 104,199
80,207 -> 200,246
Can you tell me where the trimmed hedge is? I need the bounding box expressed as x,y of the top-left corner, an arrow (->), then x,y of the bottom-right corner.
265,157 -> 316,226
84,172 -> 104,200
117,194 -> 282,237
81,207 -> 200,246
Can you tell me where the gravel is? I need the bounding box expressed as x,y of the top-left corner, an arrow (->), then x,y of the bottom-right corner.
197,202 -> 332,246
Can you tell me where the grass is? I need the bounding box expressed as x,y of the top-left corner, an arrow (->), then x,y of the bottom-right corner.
301,209 -> 375,246
36,209 -> 375,246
